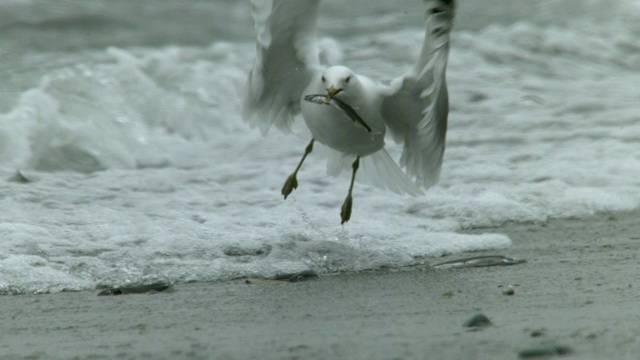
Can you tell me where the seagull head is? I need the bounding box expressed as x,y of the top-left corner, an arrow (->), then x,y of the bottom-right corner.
321,66 -> 359,101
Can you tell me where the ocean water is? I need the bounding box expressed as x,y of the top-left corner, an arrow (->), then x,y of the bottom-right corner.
1,0 -> 639,294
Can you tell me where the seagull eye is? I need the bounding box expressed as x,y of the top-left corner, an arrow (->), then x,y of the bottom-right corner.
321,76 -> 326,83
345,76 -> 351,84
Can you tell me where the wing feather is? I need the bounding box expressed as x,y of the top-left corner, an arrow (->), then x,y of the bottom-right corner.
242,0 -> 322,134
381,0 -> 455,188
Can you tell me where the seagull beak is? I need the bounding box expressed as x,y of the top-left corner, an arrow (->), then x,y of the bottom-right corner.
327,85 -> 342,102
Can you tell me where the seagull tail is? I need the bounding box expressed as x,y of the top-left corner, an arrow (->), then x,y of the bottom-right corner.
327,149 -> 423,196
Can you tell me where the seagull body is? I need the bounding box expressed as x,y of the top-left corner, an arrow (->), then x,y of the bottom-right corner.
243,0 -> 456,223
301,66 -> 385,157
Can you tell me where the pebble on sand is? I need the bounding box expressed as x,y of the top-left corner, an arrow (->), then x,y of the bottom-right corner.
463,313 -> 493,329
517,344 -> 573,358
96,281 -> 172,296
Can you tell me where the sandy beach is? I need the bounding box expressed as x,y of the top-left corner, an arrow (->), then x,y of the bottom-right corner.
1,209 -> 639,360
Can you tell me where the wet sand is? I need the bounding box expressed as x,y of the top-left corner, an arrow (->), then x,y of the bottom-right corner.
1,210 -> 639,359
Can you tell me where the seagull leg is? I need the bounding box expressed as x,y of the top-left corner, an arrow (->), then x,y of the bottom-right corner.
340,156 -> 360,224
281,139 -> 315,199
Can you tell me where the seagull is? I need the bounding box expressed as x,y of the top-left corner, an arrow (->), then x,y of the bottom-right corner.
243,0 -> 455,224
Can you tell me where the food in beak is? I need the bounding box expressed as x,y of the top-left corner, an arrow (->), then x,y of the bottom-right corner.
303,94 -> 372,133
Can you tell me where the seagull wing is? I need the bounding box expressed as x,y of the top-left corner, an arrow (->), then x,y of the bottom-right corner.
243,0 -> 322,134
380,0 -> 455,188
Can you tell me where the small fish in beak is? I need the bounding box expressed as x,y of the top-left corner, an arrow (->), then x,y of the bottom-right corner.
303,94 -> 372,133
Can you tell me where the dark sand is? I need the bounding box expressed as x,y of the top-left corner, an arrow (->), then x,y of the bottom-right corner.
2,210 -> 639,359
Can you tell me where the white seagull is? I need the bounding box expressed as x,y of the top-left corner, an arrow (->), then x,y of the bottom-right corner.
243,0 -> 455,224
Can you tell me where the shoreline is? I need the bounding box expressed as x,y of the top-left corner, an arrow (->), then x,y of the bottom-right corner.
2,209 -> 639,359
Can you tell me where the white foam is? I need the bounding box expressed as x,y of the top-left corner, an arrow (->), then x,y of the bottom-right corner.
0,0 -> 638,293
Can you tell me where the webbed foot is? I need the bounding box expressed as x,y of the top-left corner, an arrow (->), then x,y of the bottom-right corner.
281,173 -> 298,199
340,193 -> 353,224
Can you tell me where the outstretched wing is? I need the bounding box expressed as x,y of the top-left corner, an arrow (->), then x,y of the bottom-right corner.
380,0 -> 455,188
242,0 -> 322,134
